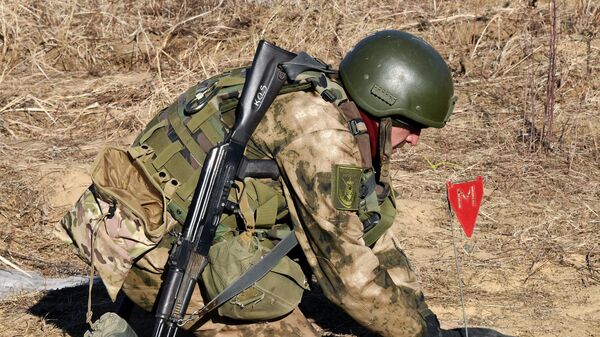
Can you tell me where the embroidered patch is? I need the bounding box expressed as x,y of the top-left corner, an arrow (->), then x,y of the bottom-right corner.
332,165 -> 362,211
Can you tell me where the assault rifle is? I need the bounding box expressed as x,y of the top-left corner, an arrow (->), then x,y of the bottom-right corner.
152,41 -> 333,337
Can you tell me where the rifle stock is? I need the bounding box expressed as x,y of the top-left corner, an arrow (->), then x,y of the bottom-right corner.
151,41 -> 295,337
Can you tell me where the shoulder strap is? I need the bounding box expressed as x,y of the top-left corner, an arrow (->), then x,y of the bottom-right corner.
337,101 -> 372,169
307,75 -> 396,245
294,71 -> 373,171
295,71 -> 348,106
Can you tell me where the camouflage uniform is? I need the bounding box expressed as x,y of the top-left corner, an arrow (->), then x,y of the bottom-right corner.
253,91 -> 429,336
119,90 -> 429,337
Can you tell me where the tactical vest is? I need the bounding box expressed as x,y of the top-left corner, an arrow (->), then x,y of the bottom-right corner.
128,67 -> 395,245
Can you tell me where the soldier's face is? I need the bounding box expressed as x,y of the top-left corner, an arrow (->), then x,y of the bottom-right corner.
391,125 -> 421,151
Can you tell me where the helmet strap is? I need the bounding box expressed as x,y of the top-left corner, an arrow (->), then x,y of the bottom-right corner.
353,108 -> 392,199
377,118 -> 392,194
357,109 -> 379,160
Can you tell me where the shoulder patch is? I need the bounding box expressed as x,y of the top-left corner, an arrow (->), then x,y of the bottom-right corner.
332,164 -> 362,211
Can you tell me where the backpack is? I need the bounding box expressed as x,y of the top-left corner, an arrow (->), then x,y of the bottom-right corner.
55,67 -> 322,319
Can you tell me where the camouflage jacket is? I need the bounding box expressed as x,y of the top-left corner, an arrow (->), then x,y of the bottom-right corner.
250,90 -> 427,337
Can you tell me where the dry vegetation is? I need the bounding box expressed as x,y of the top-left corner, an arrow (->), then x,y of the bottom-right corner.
0,0 -> 599,336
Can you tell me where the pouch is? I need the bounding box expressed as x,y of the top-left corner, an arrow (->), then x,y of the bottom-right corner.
55,147 -> 170,300
201,233 -> 309,321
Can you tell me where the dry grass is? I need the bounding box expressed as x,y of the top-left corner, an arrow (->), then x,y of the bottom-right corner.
0,0 -> 599,336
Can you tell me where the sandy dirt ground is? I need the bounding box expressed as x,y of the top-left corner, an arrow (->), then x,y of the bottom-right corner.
0,0 -> 599,336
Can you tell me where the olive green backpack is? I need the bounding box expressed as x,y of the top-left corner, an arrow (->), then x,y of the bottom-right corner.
58,67 -> 318,320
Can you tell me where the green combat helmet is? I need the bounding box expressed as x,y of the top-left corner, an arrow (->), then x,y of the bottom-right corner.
339,30 -> 456,128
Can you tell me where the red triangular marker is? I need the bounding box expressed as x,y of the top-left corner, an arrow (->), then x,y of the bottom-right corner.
446,176 -> 484,238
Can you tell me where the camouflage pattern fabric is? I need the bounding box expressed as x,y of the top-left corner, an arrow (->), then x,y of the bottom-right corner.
59,76 -> 430,336
251,91 -> 430,337
55,147 -> 171,300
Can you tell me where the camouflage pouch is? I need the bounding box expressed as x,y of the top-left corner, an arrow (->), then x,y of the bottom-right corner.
55,147 -> 170,300
201,233 -> 309,321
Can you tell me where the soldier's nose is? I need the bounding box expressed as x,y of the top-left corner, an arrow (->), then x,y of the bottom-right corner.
406,133 -> 420,146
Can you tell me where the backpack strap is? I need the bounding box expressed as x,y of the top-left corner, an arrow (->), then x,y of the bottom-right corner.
295,71 -> 348,107
338,101 -> 371,169
316,78 -> 395,246
129,67 -> 316,225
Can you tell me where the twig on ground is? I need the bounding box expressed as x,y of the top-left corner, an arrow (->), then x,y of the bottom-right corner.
0,255 -> 32,278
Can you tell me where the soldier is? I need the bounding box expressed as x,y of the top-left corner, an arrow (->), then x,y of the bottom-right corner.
64,30 -> 513,337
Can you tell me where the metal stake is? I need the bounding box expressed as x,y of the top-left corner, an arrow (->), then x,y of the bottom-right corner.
448,204 -> 469,337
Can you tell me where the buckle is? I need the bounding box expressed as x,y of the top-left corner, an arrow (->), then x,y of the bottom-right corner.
348,119 -> 368,136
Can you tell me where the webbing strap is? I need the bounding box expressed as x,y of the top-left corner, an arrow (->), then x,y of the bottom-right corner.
377,118 -> 392,196
128,144 -> 154,161
176,175 -> 199,202
217,73 -> 246,87
348,118 -> 368,136
360,170 -> 380,214
338,101 -> 372,169
296,71 -> 347,107
163,180 -> 178,200
336,97 -> 395,245
152,169 -> 171,184
151,141 -> 183,170
362,196 -> 395,246
199,116 -> 225,146
187,103 -> 218,133
138,119 -> 168,145
167,104 -> 205,166
279,82 -> 312,95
